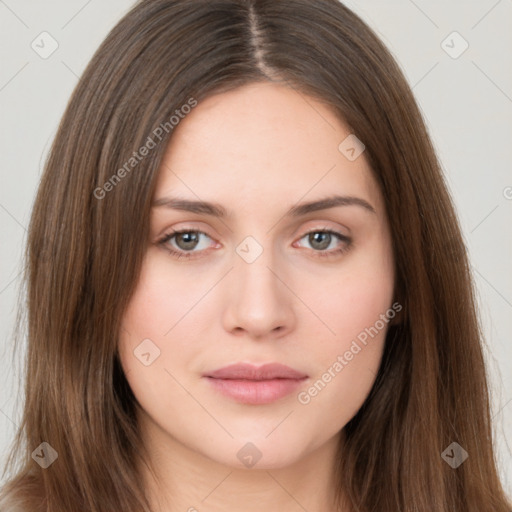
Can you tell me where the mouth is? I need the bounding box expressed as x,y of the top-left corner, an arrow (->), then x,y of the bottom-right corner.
202,363 -> 308,405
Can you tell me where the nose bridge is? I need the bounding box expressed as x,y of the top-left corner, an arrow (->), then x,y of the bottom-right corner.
234,234 -> 282,306
223,234 -> 295,337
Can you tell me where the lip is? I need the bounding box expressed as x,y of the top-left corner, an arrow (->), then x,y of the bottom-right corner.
204,363 -> 308,380
203,363 -> 308,405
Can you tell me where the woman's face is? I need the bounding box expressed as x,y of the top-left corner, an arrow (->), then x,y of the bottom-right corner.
118,81 -> 396,470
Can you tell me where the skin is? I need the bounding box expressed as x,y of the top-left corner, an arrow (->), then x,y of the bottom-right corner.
118,81 -> 396,512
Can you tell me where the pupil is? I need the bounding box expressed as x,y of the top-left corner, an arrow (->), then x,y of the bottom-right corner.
178,232 -> 198,249
310,232 -> 330,250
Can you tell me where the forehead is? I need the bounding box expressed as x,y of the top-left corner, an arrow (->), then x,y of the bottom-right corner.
154,82 -> 383,218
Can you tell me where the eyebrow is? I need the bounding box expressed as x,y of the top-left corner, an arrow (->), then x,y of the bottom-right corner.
151,194 -> 376,217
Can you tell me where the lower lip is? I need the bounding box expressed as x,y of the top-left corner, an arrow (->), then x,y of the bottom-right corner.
204,377 -> 307,404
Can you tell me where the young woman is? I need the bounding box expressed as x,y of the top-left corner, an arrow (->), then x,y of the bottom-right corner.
1,0 -> 510,511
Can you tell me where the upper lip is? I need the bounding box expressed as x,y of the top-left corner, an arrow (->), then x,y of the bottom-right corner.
204,363 -> 308,380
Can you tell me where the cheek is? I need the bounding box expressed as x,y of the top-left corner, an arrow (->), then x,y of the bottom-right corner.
120,253 -> 211,342
295,294 -> 393,430
306,273 -> 392,391
308,237 -> 395,351
294,235 -> 394,411
117,256 -> 199,386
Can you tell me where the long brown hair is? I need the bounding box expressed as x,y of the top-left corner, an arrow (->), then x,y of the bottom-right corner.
1,1 -> 510,510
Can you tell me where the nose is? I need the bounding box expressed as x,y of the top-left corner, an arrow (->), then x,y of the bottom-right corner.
221,247 -> 297,340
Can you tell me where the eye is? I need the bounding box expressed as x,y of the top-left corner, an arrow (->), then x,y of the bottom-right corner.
157,229 -> 216,259
156,227 -> 352,260
294,229 -> 352,258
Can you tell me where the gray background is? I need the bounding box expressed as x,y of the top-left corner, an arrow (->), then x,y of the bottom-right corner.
0,0 -> 511,495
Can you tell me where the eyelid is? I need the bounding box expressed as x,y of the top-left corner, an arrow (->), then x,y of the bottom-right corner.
157,228 -> 218,250
294,219 -> 351,237
155,221 -> 216,239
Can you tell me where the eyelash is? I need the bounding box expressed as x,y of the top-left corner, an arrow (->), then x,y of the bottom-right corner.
156,228 -> 352,260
